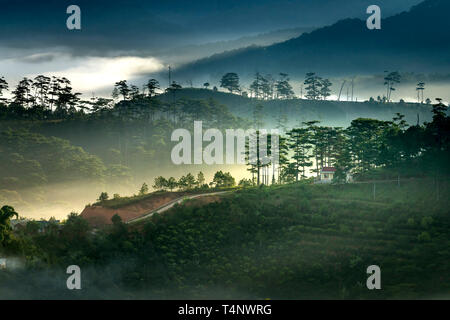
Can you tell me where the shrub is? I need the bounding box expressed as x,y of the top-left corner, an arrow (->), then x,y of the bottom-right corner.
420,217 -> 433,229
417,231 -> 431,242
97,192 -> 109,202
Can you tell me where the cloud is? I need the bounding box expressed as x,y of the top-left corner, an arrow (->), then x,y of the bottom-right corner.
0,52 -> 165,95
0,0 -> 423,57
44,56 -> 165,93
19,53 -> 58,64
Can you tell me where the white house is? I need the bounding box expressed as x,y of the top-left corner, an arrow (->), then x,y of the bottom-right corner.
319,167 -> 336,183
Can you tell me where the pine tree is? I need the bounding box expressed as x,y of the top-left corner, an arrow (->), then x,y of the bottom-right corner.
220,73 -> 240,93
320,79 -> 332,100
139,183 -> 149,195
197,172 -> 205,187
304,73 -> 322,100
287,128 -> 313,180
0,77 -> 9,102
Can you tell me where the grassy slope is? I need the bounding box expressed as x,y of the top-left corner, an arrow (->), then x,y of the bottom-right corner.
2,179 -> 449,299
131,178 -> 450,299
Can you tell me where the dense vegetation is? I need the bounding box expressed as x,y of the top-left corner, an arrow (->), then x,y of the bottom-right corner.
0,75 -> 248,212
0,179 -> 449,299
0,73 -> 448,299
243,98 -> 449,186
1,0 -> 449,302
0,72 -> 447,215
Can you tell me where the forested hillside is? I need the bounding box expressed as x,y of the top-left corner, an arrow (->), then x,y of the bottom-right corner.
157,88 -> 434,127
0,73 -> 446,219
0,88 -> 447,299
1,0 -> 449,304
1,179 -> 449,299
0,78 -> 247,216
172,0 -> 450,81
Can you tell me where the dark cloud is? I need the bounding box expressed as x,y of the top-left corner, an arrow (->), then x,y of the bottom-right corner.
0,0 -> 423,56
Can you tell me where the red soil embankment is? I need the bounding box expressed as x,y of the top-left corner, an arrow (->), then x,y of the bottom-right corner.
81,193 -> 182,227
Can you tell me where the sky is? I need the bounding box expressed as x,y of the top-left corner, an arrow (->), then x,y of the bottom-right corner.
0,0 -> 425,97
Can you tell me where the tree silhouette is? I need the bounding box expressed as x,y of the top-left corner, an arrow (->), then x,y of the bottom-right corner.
276,73 -> 294,99
0,77 -> 9,102
320,79 -> 332,100
197,172 -> 205,187
153,176 -> 168,191
384,71 -> 401,102
178,173 -> 196,190
250,73 -> 273,99
114,80 -> 131,100
212,171 -> 235,187
167,177 -> 178,191
304,73 -> 322,100
146,79 -> 160,97
0,205 -> 18,246
220,73 -> 240,93
97,192 -> 109,202
139,183 -> 149,195
13,78 -> 33,107
287,127 -> 313,180
32,75 -> 51,106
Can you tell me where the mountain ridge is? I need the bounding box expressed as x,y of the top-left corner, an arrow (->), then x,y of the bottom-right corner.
170,0 -> 450,82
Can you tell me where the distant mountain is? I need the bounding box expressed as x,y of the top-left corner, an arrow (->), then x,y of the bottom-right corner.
0,0 -> 421,56
172,0 -> 450,82
154,27 -> 316,65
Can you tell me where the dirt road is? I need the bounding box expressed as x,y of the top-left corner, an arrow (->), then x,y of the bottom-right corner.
126,191 -> 231,224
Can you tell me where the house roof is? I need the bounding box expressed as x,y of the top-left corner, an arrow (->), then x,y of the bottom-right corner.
321,167 -> 336,172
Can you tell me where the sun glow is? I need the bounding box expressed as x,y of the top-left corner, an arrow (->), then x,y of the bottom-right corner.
0,51 -> 165,96
46,56 -> 165,93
